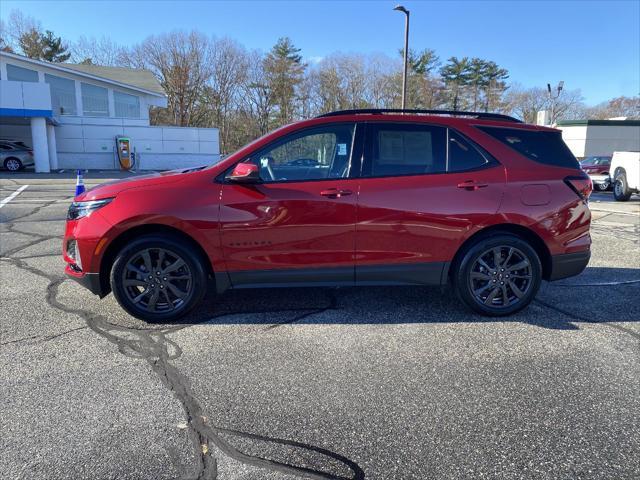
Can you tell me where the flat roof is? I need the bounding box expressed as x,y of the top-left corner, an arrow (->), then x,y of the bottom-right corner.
557,119 -> 640,127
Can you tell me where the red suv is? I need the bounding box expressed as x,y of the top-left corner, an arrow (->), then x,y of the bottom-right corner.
63,109 -> 592,321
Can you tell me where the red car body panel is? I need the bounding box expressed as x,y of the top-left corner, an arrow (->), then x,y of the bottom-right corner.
63,113 -> 591,297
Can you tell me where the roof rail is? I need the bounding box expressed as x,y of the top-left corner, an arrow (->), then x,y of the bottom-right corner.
317,108 -> 522,123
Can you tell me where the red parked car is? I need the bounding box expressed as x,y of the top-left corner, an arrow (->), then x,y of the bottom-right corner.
63,109 -> 592,321
579,155 -> 612,191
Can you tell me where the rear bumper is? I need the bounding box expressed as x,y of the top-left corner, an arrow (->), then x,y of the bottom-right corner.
548,250 -> 590,281
65,265 -> 105,297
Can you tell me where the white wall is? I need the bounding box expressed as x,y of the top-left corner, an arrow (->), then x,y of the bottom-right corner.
560,125 -> 640,158
0,80 -> 52,112
55,122 -> 220,170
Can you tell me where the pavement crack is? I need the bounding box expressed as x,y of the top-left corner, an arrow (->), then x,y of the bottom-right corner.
4,252 -> 364,479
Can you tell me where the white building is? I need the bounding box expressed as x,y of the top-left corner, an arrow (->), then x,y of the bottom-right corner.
557,119 -> 640,159
0,51 -> 220,172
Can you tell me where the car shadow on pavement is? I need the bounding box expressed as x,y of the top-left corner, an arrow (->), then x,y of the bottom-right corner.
168,267 -> 640,333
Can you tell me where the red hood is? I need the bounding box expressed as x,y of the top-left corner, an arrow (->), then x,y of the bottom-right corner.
76,168 -> 201,201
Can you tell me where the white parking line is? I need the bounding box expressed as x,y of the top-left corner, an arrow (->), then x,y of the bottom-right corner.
0,185 -> 29,209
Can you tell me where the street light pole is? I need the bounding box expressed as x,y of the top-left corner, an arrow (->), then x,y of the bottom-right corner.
394,5 -> 410,110
547,81 -> 564,125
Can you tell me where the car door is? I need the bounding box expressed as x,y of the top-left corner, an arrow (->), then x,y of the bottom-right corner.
219,122 -> 363,287
355,122 -> 506,285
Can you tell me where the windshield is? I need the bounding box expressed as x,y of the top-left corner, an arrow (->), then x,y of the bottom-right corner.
580,156 -> 611,166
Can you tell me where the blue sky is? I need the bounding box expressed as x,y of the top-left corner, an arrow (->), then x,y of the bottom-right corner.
2,0 -> 638,105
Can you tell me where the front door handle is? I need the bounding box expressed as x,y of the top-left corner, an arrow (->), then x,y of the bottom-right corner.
320,188 -> 353,198
457,180 -> 488,191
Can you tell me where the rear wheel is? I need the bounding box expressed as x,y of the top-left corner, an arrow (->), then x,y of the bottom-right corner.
453,234 -> 542,316
613,172 -> 632,201
110,235 -> 207,322
4,157 -> 23,171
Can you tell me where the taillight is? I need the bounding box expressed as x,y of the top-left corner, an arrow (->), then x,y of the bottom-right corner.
564,172 -> 592,200
28,150 -> 33,156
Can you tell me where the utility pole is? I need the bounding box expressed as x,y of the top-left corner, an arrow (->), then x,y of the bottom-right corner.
394,5 -> 410,110
547,81 -> 564,125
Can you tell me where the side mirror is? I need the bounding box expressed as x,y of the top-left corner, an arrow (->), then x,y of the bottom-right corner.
227,162 -> 260,183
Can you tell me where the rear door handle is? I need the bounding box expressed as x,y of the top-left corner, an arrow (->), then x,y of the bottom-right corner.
320,188 -> 353,198
457,180 -> 489,191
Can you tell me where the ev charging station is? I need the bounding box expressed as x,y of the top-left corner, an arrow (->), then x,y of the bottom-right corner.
115,136 -> 135,170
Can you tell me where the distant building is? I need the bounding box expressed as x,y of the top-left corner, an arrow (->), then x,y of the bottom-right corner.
0,51 -> 220,172
556,119 -> 640,159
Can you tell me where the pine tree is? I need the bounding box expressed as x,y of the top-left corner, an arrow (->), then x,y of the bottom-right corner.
264,37 -> 306,125
440,57 -> 471,110
18,28 -> 70,62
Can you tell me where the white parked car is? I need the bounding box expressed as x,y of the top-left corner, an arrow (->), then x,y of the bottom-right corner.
611,151 -> 640,201
0,141 -> 34,172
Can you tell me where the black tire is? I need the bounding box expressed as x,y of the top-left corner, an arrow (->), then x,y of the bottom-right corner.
613,172 -> 632,201
4,157 -> 23,172
110,234 -> 208,322
453,234 -> 542,316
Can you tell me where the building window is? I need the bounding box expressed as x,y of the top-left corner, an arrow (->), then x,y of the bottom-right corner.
6,64 -> 39,82
81,83 -> 109,117
114,91 -> 140,118
44,74 -> 76,116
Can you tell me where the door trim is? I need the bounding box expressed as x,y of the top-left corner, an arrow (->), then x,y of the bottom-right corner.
226,261 -> 448,289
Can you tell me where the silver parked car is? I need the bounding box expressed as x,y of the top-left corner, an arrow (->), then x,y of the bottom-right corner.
0,141 -> 34,171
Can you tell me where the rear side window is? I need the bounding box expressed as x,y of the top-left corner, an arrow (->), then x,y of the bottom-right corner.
477,126 -> 579,169
364,123 -> 446,177
448,130 -> 492,172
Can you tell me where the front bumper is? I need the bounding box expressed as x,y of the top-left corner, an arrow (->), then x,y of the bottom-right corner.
548,250 -> 590,281
65,264 -> 105,296
588,174 -> 610,186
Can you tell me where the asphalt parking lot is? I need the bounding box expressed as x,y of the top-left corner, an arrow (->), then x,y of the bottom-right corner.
1,173 -> 639,480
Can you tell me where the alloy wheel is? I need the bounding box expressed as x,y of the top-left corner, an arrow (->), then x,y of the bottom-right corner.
468,246 -> 533,309
5,159 -> 21,171
121,248 -> 193,314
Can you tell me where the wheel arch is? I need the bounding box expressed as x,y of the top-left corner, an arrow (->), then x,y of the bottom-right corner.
613,166 -> 626,179
98,223 -> 214,296
448,224 -> 552,281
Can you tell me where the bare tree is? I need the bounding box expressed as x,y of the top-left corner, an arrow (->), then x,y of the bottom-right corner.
125,31 -> 214,126
72,36 -> 127,66
586,96 -> 640,119
200,38 -> 249,151
505,84 -> 585,123
240,51 -> 275,138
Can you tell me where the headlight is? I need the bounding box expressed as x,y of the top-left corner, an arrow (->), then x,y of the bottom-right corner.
67,198 -> 113,220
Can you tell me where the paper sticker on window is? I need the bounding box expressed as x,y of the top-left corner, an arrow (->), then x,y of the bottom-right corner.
338,143 -> 347,156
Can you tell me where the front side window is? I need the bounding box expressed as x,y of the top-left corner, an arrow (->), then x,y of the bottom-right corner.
447,129 -> 492,172
249,124 -> 355,182
6,64 -> 38,82
45,74 -> 76,115
363,123 -> 446,177
114,91 -> 140,118
81,83 -> 109,117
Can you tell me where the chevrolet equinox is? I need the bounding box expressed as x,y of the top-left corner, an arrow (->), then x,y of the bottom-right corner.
63,109 -> 592,321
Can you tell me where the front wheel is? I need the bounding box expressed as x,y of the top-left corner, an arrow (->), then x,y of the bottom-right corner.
4,157 -> 23,171
613,173 -> 632,201
453,234 -> 542,316
110,235 -> 208,322
594,181 -> 609,191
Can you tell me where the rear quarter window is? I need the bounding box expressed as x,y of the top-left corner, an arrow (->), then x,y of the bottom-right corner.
477,126 -> 579,169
